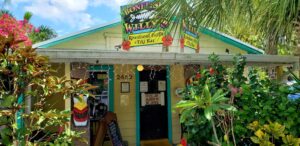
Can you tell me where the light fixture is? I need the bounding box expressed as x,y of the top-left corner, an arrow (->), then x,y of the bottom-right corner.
115,45 -> 121,51
225,48 -> 230,54
137,65 -> 144,72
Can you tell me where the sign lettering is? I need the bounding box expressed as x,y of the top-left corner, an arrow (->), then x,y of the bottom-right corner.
121,1 -> 168,47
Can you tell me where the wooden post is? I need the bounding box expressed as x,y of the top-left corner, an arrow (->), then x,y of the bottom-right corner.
65,62 -> 71,110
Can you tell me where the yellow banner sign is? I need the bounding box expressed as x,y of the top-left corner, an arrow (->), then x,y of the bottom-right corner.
184,33 -> 199,50
128,31 -> 164,47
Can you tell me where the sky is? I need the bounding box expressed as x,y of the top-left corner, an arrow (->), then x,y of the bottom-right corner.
2,0 -> 130,36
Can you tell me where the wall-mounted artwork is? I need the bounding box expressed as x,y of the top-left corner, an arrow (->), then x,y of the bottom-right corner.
72,95 -> 89,127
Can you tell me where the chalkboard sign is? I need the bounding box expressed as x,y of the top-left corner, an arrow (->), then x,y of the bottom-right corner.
107,120 -> 123,146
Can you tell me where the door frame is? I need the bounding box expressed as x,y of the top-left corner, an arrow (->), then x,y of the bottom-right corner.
88,65 -> 114,112
135,65 -> 172,146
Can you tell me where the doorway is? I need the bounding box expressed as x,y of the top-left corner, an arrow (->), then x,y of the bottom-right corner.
139,69 -> 168,140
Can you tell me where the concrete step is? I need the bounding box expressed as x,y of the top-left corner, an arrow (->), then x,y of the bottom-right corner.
141,139 -> 171,146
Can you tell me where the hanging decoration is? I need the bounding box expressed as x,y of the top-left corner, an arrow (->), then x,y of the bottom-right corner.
122,40 -> 131,51
196,43 -> 200,53
180,38 -> 185,49
162,35 -> 173,47
72,94 -> 89,127
137,64 -> 144,72
181,20 -> 200,50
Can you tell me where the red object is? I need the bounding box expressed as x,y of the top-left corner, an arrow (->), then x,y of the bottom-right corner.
180,38 -> 184,49
196,72 -> 201,79
180,138 -> 187,146
0,14 -> 32,50
73,107 -> 89,122
34,28 -> 40,33
209,68 -> 215,75
162,35 -> 173,47
122,40 -> 131,51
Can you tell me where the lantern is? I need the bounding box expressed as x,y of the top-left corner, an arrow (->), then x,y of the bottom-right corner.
137,65 -> 144,72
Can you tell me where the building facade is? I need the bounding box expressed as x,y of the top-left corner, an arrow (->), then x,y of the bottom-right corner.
34,21 -> 298,146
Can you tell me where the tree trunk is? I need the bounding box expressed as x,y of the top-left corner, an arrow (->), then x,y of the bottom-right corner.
294,18 -> 300,76
266,36 -> 278,55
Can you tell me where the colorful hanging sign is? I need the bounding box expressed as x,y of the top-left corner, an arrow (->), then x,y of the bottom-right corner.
182,22 -> 200,50
121,1 -> 169,48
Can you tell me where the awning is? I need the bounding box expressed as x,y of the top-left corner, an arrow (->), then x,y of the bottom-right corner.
36,49 -> 299,69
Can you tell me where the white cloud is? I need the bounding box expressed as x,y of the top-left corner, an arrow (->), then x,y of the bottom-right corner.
90,0 -> 130,10
24,0 -> 101,30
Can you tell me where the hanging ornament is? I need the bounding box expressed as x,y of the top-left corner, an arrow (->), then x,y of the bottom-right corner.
122,40 -> 131,51
196,43 -> 200,53
137,64 -> 144,72
180,38 -> 184,49
72,95 -> 88,127
162,35 -> 173,47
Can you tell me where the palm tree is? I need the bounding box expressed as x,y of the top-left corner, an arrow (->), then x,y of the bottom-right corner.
0,9 -> 13,17
23,11 -> 32,21
254,0 -> 299,54
134,0 -> 299,55
29,25 -> 57,44
21,11 -> 57,43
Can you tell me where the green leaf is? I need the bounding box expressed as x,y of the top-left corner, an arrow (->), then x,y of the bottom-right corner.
203,85 -> 211,101
176,100 -> 197,108
219,104 -> 237,111
37,116 -> 45,125
250,136 -> 260,144
204,106 -> 213,120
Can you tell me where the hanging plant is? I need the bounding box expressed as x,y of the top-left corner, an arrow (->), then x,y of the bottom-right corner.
122,40 -> 130,51
180,38 -> 184,49
162,35 -> 173,47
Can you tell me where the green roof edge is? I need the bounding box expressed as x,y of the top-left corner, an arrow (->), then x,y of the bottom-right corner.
36,21 -> 121,48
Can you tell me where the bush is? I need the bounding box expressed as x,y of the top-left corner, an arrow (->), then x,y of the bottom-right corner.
177,54 -> 300,145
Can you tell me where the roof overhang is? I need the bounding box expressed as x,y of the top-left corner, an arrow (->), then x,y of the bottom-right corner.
36,49 -> 298,69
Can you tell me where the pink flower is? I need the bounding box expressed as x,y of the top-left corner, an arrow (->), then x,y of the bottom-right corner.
34,28 -> 40,33
0,14 -> 33,50
0,29 -> 9,38
2,14 -> 10,18
24,40 -> 32,47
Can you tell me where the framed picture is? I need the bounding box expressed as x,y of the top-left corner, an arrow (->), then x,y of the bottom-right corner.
121,82 -> 130,93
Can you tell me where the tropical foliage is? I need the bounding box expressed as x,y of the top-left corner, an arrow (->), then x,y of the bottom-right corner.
0,9 -> 57,44
248,121 -> 300,146
177,54 -> 300,145
0,13 -> 91,145
135,0 -> 299,55
29,25 -> 57,44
